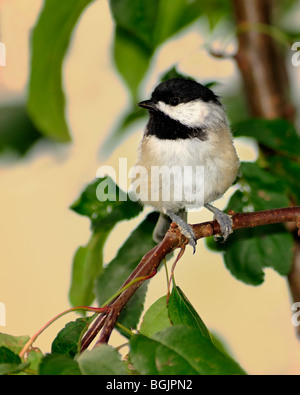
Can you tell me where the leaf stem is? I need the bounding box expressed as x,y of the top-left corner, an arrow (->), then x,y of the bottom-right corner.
115,322 -> 135,337
100,273 -> 159,307
19,306 -> 108,359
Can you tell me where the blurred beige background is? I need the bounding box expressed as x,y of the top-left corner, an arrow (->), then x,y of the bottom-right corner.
1,0 -> 300,375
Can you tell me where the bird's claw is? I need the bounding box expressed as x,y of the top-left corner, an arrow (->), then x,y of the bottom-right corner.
213,211 -> 233,242
204,203 -> 233,243
166,210 -> 197,254
177,223 -> 197,254
188,236 -> 197,254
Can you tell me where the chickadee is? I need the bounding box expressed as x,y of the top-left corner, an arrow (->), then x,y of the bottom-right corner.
131,78 -> 240,252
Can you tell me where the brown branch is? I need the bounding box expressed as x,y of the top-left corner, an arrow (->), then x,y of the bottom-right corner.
80,207 -> 300,351
232,0 -> 295,121
232,0 -> 300,336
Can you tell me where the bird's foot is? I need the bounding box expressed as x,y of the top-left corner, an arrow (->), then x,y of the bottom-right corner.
166,210 -> 197,254
204,203 -> 233,242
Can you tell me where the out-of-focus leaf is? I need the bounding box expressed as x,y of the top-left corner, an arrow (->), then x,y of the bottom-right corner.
39,354 -> 81,375
212,225 -> 293,285
25,348 -> 44,373
110,0 -> 215,100
0,347 -> 29,375
69,178 -> 143,307
69,231 -> 108,307
139,296 -> 171,337
160,66 -> 195,81
266,156 -> 300,205
110,0 -> 157,98
114,27 -> 152,102
77,345 -> 127,375
221,85 -> 249,124
0,347 -> 22,365
233,118 -> 300,159
231,162 -> 290,212
28,0 -> 95,142
51,317 -> 92,358
0,105 -> 43,157
206,161 -> 294,285
130,326 -> 246,375
95,212 -> 159,336
168,286 -> 211,340
287,31 -> 300,42
0,333 -> 30,355
110,0 -> 159,50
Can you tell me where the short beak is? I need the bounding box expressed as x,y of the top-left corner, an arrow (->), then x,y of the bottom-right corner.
138,99 -> 157,111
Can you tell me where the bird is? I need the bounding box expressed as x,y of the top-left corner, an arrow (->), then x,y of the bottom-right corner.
130,77 -> 240,253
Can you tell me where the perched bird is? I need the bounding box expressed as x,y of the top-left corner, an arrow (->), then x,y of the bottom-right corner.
131,78 -> 240,252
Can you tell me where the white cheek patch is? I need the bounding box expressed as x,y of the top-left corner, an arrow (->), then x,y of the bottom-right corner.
157,100 -> 210,128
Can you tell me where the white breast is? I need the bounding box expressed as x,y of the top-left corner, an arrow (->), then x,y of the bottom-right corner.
131,130 -> 239,214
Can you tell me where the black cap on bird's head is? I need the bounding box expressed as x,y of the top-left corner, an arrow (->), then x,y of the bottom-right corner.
138,78 -> 221,110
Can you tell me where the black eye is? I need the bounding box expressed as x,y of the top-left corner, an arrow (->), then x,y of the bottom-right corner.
169,97 -> 180,106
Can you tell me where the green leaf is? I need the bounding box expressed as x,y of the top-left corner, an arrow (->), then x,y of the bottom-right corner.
39,354 -> 82,375
113,27 -> 153,101
130,335 -> 193,375
69,231 -> 108,307
0,105 -> 43,157
206,161 -> 294,285
227,225 -> 294,285
266,156 -> 300,205
199,0 -> 232,29
139,296 -> 172,337
0,333 -> 30,355
110,0 -> 156,100
210,331 -> 233,359
160,66 -> 195,82
0,346 -> 22,364
26,348 -> 44,373
0,347 -> 29,375
110,0 -> 159,50
70,177 -> 143,232
230,162 -> 290,211
51,317 -> 93,358
209,225 -> 294,285
151,0 -> 226,42
233,118 -> 300,159
28,0 -> 95,142
77,345 -> 127,375
110,0 -> 208,100
69,178 -> 143,306
168,286 -> 211,340
130,326 -> 246,375
95,212 -> 159,336
0,362 -> 30,375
